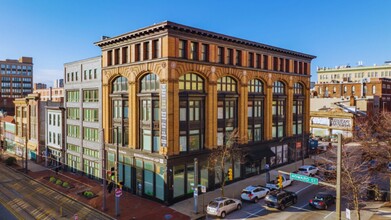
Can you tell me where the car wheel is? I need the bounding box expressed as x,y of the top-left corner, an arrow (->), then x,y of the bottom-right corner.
237,204 -> 242,210
254,197 -> 259,203
280,204 -> 285,210
221,211 -> 226,218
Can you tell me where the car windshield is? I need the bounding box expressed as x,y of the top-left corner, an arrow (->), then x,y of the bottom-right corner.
208,201 -> 219,208
298,168 -> 307,171
266,195 -> 277,202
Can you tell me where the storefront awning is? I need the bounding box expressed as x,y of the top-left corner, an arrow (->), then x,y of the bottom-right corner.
244,148 -> 275,162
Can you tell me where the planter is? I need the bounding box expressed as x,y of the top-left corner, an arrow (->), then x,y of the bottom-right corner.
78,190 -> 98,200
44,176 -> 75,189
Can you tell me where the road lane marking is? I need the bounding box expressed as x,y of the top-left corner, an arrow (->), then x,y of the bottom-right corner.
241,207 -> 266,219
296,184 -> 314,194
324,211 -> 334,219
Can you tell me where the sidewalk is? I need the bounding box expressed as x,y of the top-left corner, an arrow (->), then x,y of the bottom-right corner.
170,158 -> 314,219
1,153 -> 189,220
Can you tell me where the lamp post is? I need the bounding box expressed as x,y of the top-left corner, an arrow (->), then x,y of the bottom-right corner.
114,126 -> 120,217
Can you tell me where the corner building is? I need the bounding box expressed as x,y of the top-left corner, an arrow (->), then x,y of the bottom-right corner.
95,21 -> 316,204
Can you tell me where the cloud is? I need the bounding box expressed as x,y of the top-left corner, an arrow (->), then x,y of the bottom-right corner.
34,68 -> 63,87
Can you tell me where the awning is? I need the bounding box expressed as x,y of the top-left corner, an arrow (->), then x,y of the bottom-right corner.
244,148 -> 275,162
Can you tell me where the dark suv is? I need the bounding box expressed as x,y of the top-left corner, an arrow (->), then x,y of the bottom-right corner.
265,190 -> 297,210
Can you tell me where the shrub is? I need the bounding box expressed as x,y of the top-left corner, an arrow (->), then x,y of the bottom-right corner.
62,182 -> 69,188
49,177 -> 57,183
83,191 -> 94,198
5,157 -> 16,166
55,179 -> 63,185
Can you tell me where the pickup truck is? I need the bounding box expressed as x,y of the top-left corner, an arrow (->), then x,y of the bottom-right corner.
266,174 -> 293,190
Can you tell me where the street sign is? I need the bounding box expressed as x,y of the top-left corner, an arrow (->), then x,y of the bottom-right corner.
115,188 -> 122,197
290,173 -> 319,185
193,188 -> 198,197
201,186 -> 206,193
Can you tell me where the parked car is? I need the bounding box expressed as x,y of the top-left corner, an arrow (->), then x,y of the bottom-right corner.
265,190 -> 297,210
309,192 -> 335,210
298,165 -> 319,176
241,185 -> 270,203
206,197 -> 242,218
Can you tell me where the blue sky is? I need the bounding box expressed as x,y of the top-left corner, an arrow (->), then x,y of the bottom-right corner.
1,0 -> 390,86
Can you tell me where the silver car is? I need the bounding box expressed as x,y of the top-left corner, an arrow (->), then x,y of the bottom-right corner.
206,197 -> 242,218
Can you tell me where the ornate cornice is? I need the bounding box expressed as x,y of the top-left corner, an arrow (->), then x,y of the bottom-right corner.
95,21 -> 316,60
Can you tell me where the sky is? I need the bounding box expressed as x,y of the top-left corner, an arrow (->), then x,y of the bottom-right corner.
1,0 -> 390,86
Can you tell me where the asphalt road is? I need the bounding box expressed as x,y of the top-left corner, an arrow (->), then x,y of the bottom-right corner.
205,179 -> 382,220
0,164 -> 113,220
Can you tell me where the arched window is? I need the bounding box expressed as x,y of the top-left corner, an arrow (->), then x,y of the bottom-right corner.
351,86 -> 355,95
272,81 -> 286,139
372,85 -> 376,94
139,73 -> 160,152
111,76 -> 129,147
248,79 -> 264,142
179,73 -> 205,152
293,83 -> 304,136
112,76 -> 128,93
217,76 -> 238,146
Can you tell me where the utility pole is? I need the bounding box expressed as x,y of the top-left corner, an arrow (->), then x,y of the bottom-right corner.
336,133 -> 342,220
193,158 -> 198,214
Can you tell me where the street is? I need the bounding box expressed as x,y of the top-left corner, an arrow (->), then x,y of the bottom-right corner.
205,180 -> 383,220
0,164 -> 113,220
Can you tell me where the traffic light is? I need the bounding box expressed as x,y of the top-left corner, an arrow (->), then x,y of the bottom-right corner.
228,168 -> 233,181
110,167 -> 115,182
277,175 -> 283,189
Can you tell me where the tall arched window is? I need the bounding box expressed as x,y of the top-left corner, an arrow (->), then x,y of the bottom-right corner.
179,73 -> 205,152
351,86 -> 355,95
217,76 -> 238,146
272,81 -> 286,139
372,85 -> 376,95
248,79 -> 264,142
139,73 -> 160,152
111,76 -> 129,146
293,83 -> 304,136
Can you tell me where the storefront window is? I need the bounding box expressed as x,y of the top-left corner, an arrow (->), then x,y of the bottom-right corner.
155,165 -> 165,200
144,161 -> 154,196
173,165 -> 185,198
200,162 -> 208,190
187,163 -> 194,193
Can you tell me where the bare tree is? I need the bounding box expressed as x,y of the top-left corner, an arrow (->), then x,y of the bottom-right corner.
316,111 -> 391,220
208,129 -> 242,197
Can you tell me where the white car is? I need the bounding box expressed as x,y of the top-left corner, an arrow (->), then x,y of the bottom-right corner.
298,165 -> 319,176
206,197 -> 242,218
241,185 -> 270,203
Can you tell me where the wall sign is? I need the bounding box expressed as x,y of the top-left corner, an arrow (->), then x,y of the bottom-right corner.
331,118 -> 351,128
311,117 -> 330,126
160,84 -> 167,147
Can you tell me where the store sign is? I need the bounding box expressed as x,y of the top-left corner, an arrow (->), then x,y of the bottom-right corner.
134,153 -> 164,163
331,118 -> 351,128
311,117 -> 330,126
160,84 -> 167,147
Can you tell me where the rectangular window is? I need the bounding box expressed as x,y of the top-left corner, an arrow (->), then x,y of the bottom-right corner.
107,50 -> 112,66
115,48 -> 120,65
201,44 -> 209,62
285,59 -> 290,73
66,90 -> 80,102
279,58 -> 284,71
152,39 -> 159,59
67,107 -> 80,120
217,47 -> 224,64
135,44 -> 141,62
83,127 -> 99,142
179,40 -> 187,59
83,109 -> 99,122
294,61 -> 298,73
67,124 -> 80,138
263,55 -> 268,70
273,57 -> 279,71
227,49 -> 233,65
144,41 -> 150,60
94,69 -> 97,79
236,50 -> 241,66
83,90 -> 99,102
248,52 -> 254,68
190,42 -> 198,60
122,47 -> 128,64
